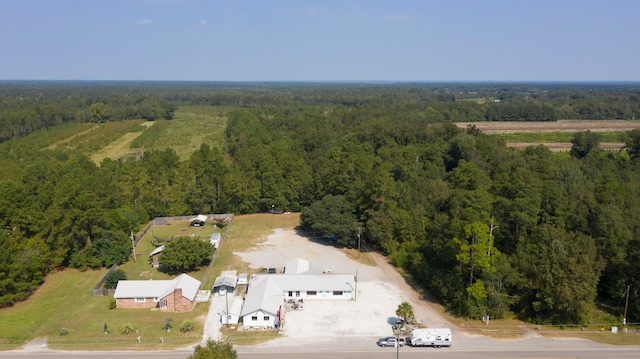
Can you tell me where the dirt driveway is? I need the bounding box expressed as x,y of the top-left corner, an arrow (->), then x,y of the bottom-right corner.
232,229 -> 451,346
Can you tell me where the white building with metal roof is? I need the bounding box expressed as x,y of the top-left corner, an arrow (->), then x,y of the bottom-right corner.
240,273 -> 356,328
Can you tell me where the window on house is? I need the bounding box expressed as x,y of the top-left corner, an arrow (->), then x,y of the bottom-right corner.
135,297 -> 146,302
332,291 -> 343,296
251,316 -> 258,321
288,291 -> 293,297
308,291 -> 317,296
263,316 -> 270,321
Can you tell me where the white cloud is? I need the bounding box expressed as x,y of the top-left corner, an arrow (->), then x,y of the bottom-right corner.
137,18 -> 153,25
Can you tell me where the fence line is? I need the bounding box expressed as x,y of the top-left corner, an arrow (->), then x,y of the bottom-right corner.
200,217 -> 233,287
92,263 -> 119,296
93,214 -> 234,296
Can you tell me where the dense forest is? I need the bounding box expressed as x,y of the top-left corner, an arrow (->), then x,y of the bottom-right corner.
1,81 -> 640,327
2,81 -> 640,142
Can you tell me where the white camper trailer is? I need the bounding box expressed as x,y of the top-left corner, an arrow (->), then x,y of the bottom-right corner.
408,328 -> 452,347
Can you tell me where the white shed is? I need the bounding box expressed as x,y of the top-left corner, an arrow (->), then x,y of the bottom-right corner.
222,297 -> 243,325
209,232 -> 221,249
237,273 -> 248,285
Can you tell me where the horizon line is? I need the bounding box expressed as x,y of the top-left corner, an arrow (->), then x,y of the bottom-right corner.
1,79 -> 640,85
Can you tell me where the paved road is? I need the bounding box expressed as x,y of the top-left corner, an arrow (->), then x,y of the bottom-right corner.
4,331 -> 640,359
2,343 -> 639,359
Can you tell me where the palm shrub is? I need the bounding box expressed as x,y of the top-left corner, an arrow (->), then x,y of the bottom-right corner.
121,323 -> 135,335
180,319 -> 195,333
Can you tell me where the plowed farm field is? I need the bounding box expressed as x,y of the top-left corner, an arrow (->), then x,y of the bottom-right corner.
455,120 -> 640,151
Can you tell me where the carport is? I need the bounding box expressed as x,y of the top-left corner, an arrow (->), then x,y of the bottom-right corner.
213,274 -> 238,295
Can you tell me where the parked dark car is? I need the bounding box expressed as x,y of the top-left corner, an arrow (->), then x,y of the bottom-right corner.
377,337 -> 404,347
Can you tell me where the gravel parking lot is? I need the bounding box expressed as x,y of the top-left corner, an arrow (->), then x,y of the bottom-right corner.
202,228 -> 451,347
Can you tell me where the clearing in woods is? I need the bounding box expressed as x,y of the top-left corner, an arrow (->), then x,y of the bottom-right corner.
455,120 -> 640,151
90,121 -> 155,163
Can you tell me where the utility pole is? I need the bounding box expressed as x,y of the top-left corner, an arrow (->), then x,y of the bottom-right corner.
130,231 -> 137,263
623,285 -> 630,327
271,204 -> 274,228
225,290 -> 230,327
395,320 -> 400,359
354,269 -> 358,301
488,214 -> 498,256
357,227 -> 361,259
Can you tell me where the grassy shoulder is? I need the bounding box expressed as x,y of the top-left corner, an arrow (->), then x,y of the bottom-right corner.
452,314 -> 640,345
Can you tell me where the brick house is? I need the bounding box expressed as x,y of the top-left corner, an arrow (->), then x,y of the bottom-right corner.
113,273 -> 201,312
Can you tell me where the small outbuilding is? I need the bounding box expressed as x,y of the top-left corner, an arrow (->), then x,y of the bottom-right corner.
213,274 -> 238,295
237,273 -> 248,285
190,214 -> 208,227
221,297 -> 243,325
149,245 -> 165,268
209,232 -> 221,249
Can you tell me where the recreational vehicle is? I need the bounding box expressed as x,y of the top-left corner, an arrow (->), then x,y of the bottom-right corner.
408,328 -> 452,348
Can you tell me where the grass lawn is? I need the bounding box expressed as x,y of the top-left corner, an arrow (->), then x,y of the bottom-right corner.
205,213 -> 301,289
120,220 -> 224,282
0,267 -> 206,351
0,213 -> 299,351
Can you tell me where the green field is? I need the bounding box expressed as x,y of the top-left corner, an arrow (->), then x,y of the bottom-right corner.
87,106 -> 228,163
127,106 -> 228,161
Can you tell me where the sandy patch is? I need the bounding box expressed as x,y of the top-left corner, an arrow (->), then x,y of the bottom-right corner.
230,229 -> 446,345
233,229 -> 380,280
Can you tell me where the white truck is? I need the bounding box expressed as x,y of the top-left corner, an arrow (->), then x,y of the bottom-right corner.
407,328 -> 452,348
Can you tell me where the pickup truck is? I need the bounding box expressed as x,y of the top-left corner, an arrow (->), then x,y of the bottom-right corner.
376,337 -> 404,347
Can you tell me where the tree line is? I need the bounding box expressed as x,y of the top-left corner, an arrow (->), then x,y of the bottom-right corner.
0,82 -> 176,142
2,82 -> 640,143
1,82 -> 640,327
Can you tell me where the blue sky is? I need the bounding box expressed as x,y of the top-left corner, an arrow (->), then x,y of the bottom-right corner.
1,0 -> 638,82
